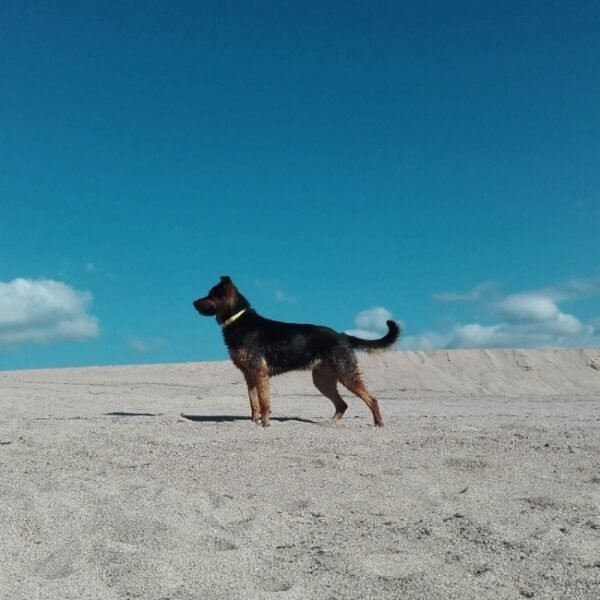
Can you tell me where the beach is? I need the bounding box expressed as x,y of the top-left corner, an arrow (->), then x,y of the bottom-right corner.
1,349 -> 599,599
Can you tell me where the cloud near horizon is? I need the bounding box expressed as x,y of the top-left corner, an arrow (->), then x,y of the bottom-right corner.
274,289 -> 297,304
432,282 -> 495,303
128,337 -> 166,355
402,279 -> 599,350
346,306 -> 394,339
0,278 -> 99,350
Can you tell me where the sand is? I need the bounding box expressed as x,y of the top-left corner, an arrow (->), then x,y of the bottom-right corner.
1,349 -> 599,599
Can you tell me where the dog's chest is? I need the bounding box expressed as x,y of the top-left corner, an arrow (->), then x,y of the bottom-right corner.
227,344 -> 265,371
223,326 -> 264,367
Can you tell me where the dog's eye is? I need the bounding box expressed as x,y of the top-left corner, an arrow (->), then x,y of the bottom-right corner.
210,285 -> 226,299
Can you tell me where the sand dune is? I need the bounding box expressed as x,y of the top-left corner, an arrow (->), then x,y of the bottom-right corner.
1,349 -> 599,599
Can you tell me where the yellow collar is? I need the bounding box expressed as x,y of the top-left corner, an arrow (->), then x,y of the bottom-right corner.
221,308 -> 247,328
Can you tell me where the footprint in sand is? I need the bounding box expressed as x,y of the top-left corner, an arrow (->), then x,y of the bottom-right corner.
260,579 -> 294,593
202,535 -> 238,551
363,550 -> 440,578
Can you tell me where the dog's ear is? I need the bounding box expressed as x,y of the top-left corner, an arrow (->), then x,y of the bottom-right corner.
220,276 -> 232,285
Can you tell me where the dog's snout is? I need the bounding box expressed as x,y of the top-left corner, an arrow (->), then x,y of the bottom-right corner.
193,297 -> 215,316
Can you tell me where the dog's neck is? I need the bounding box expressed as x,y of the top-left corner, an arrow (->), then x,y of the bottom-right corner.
221,308 -> 248,328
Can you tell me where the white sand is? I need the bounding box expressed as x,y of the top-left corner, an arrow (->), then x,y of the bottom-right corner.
1,349 -> 599,599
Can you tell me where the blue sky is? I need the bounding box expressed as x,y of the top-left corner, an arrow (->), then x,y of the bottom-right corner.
1,1 -> 599,370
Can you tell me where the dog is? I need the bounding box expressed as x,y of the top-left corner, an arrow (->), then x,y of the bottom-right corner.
193,276 -> 401,427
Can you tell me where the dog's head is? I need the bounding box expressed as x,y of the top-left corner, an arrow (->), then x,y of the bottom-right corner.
193,276 -> 249,325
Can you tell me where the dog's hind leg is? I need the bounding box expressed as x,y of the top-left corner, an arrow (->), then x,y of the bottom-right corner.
312,363 -> 348,421
334,361 -> 384,427
340,375 -> 383,427
242,371 -> 261,424
341,377 -> 383,426
326,353 -> 383,427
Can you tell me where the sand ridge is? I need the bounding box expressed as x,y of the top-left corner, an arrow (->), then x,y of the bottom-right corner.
1,349 -> 599,599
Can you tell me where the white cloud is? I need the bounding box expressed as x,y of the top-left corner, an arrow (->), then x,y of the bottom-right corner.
128,338 -> 166,355
432,282 -> 495,303
275,290 -> 297,303
346,306 -> 393,339
538,278 -> 600,302
413,278 -> 600,350
401,331 -> 450,351
496,292 -> 588,338
498,294 -> 561,323
0,278 -> 99,350
449,323 -> 504,348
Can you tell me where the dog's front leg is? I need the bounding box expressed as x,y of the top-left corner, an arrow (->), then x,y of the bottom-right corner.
255,369 -> 272,428
242,371 -> 261,424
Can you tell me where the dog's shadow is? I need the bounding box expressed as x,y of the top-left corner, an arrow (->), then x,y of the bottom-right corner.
180,414 -> 316,424
104,411 -> 161,417
103,411 -> 316,425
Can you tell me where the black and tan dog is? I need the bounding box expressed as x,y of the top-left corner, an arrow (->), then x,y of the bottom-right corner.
193,276 -> 401,427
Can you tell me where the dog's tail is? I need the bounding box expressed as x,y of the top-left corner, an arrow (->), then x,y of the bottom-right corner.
346,321 -> 401,353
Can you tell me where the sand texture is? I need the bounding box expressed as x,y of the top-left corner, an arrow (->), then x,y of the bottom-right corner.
1,349 -> 599,599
